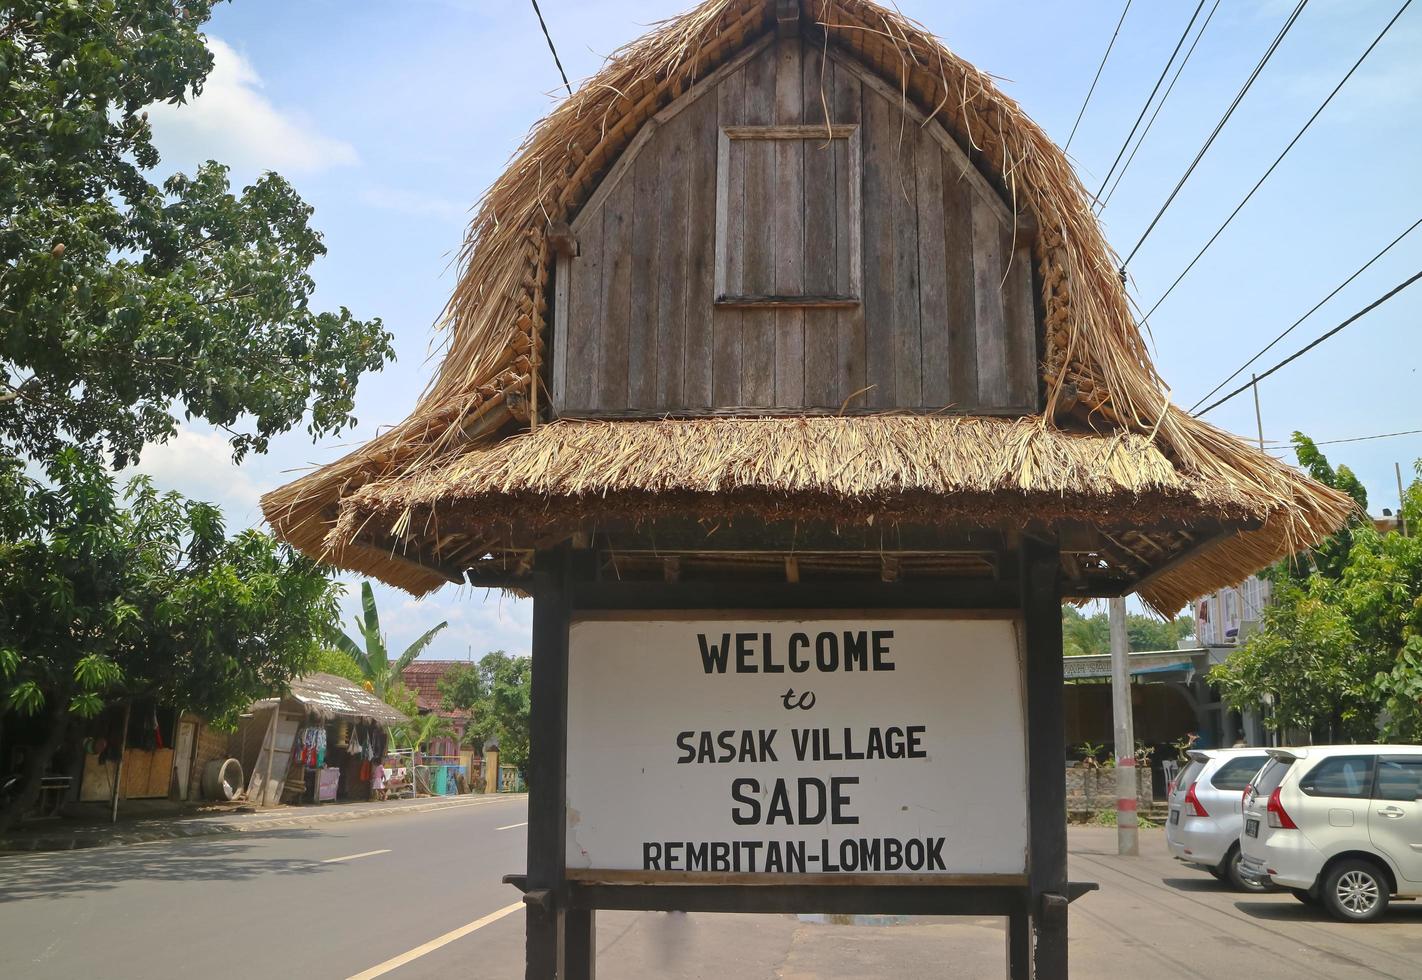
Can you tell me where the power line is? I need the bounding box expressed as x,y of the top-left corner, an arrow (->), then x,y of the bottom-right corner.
1097,0 -> 1221,212
1064,0 -> 1133,152
1090,0 -> 1208,207
1187,216 -> 1422,413
1119,0 -> 1309,272
1196,269 -> 1422,416
1139,0 -> 1415,325
530,0 -> 572,97
1311,429 -> 1422,447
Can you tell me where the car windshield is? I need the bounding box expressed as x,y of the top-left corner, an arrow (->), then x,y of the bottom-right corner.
1251,757 -> 1293,797
1174,760 -> 1205,798
1210,755 -> 1268,792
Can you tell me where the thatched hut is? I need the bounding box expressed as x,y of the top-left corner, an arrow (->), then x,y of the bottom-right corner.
263,0 -> 1349,614
261,3 -> 1351,974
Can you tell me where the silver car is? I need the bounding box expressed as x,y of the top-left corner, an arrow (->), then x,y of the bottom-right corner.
1165,748 -> 1271,891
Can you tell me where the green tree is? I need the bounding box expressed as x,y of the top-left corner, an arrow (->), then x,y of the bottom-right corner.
1273,433 -> 1369,583
0,452 -> 341,832
1062,606 -> 1108,657
443,652 -> 531,773
393,712 -> 454,753
1210,581 -> 1379,741
309,648 -> 365,686
0,2 -> 393,830
330,582 -> 448,699
1063,605 -> 1194,656
1212,445 -> 1422,743
437,662 -> 484,715
0,1 -> 392,465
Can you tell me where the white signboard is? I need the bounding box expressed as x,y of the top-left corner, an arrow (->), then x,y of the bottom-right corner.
565,614 -> 1027,878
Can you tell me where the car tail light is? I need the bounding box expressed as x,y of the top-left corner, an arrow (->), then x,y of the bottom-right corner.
1242,781 -> 1254,804
1184,782 -> 1209,818
1266,786 -> 1297,829
1166,779 -> 1177,797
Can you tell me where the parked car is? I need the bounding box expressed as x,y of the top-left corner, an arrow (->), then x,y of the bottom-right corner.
1165,747 -> 1272,891
1239,745 -> 1422,922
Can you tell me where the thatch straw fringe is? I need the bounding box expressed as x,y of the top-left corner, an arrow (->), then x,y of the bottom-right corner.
260,0 -> 1353,610
319,417 -> 1354,615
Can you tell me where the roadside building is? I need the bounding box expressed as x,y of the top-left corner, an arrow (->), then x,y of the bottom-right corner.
238,673 -> 407,806
399,659 -> 482,792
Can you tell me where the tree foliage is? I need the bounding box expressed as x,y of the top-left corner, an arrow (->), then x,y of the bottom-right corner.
0,451 -> 341,829
392,711 -> 453,754
1212,442 -> 1422,742
0,0 -> 392,465
1061,605 -> 1195,657
440,651 -> 531,771
330,581 -> 447,699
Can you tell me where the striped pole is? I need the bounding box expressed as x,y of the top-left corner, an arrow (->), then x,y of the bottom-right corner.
1109,597 -> 1139,855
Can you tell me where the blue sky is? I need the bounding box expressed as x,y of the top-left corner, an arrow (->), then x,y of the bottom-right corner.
137,0 -> 1421,657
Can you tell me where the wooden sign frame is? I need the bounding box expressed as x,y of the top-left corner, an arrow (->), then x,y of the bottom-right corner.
510,538 -> 1083,979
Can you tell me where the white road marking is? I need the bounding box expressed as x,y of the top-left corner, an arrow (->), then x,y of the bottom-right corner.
347,901 -> 524,979
496,821 -> 528,831
321,849 -> 391,864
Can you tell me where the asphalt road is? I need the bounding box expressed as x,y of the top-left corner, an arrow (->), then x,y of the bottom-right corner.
2,805 -> 1419,979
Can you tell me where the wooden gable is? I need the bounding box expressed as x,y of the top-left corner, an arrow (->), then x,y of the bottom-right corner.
551,33 -> 1039,417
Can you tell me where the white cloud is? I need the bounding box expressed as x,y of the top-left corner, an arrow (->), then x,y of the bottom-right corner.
125,427 -> 266,527
148,37 -> 358,174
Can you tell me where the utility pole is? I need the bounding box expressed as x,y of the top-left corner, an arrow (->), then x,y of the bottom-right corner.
1109,597 -> 1138,855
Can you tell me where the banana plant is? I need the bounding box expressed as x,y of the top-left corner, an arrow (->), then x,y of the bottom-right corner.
331,582 -> 447,699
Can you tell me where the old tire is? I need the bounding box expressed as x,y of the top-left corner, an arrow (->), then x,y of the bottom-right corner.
1321,859 -> 1389,923
1224,845 -> 1272,893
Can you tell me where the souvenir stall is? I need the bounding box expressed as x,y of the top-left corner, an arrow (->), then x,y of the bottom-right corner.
240,673 -> 407,807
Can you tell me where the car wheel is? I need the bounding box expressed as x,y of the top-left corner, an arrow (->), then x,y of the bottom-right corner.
1289,888 -> 1317,905
1207,865 -> 1226,881
1224,845 -> 1272,893
1321,859 -> 1389,923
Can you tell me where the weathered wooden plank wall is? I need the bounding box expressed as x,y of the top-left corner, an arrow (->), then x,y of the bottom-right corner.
555,36 -> 1037,415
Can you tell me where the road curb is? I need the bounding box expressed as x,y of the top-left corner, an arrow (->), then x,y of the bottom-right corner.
0,793 -> 527,853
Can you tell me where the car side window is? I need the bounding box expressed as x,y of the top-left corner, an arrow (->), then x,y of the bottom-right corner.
1373,757 -> 1422,802
1299,755 -> 1375,799
1210,756 -> 1268,791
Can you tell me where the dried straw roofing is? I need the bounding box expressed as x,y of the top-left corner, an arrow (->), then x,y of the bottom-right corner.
261,0 -> 1353,611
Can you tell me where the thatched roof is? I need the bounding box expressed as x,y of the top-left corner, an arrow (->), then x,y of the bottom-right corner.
254,673 -> 409,727
261,0 -> 1352,614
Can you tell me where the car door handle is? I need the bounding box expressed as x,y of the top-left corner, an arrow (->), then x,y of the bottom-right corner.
1376,806 -> 1406,818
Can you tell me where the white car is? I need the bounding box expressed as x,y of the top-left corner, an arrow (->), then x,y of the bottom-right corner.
1165,748 -> 1272,891
1239,745 -> 1422,922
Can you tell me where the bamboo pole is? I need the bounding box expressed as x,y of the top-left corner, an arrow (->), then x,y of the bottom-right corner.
110,701 -> 131,825
260,705 -> 279,808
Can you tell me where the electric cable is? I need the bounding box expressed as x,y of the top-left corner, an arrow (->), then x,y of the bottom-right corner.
1119,0 -> 1309,272
1310,429 -> 1422,447
1139,0 -> 1415,326
1188,216 -> 1422,413
1097,0 -> 1221,212
1090,0 -> 1208,207
530,0 -> 573,96
1064,0 -> 1133,152
1195,269 -> 1422,416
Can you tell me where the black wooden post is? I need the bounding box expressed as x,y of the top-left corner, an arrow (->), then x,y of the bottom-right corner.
564,909 -> 595,980
1022,535 -> 1068,978
526,547 -> 572,979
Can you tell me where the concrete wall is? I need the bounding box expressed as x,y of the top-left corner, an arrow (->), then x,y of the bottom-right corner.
1065,766 -> 1153,816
